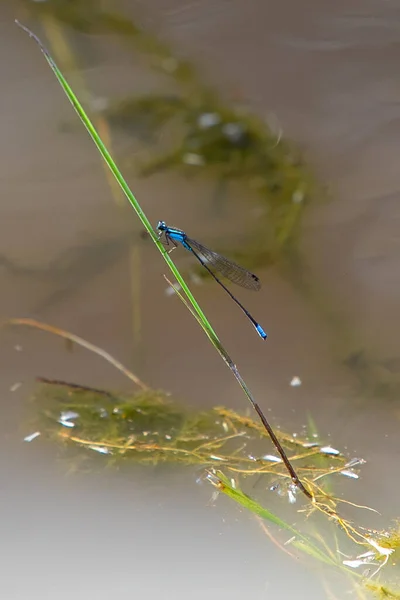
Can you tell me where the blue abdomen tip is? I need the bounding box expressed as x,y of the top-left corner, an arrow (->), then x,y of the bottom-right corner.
256,325 -> 268,340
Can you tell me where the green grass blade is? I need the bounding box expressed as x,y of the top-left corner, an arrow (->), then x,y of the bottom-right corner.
211,471 -> 335,566
15,19 -> 217,339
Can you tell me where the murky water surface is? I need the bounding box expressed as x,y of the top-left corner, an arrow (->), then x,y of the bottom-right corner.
1,1 -> 400,598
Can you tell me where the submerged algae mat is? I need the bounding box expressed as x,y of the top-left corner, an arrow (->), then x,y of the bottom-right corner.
26,379 -> 400,590
9,313 -> 397,593
30,378 -> 361,487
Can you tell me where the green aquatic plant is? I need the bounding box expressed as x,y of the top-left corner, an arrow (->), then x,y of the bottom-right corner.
20,371 -> 400,596
8,319 -> 397,596
28,378 -> 347,481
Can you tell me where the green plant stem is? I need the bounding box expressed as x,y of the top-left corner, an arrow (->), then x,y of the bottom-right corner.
15,20 -> 311,500
15,19 -> 217,340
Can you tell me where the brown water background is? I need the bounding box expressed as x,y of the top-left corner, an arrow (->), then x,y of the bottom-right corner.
1,1 -> 400,598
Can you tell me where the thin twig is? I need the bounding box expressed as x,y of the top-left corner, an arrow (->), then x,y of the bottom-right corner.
5,318 -> 148,390
36,377 -> 115,398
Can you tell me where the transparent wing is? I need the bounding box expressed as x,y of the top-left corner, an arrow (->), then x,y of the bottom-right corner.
187,238 -> 261,291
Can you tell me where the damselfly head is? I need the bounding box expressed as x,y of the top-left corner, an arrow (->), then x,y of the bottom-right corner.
157,220 -> 167,232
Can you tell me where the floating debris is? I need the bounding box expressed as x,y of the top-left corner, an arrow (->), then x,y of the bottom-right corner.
165,283 -> 182,296
262,454 -> 282,463
320,446 -> 340,456
343,539 -> 394,577
343,555 -> 376,569
302,441 -> 319,448
210,455 -> 228,462
221,122 -> 248,145
58,410 -> 79,428
340,470 -> 359,479
206,470 -> 220,486
290,376 -> 302,387
58,419 -> 75,428
368,538 -> 395,558
10,382 -> 22,392
284,536 -> 296,546
209,490 -> 220,504
287,485 -> 297,504
60,411 -> 79,421
345,457 -> 366,468
23,431 -> 41,443
196,473 -> 205,486
197,112 -> 221,129
292,190 -> 305,204
88,445 -> 110,455
182,152 -> 205,166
